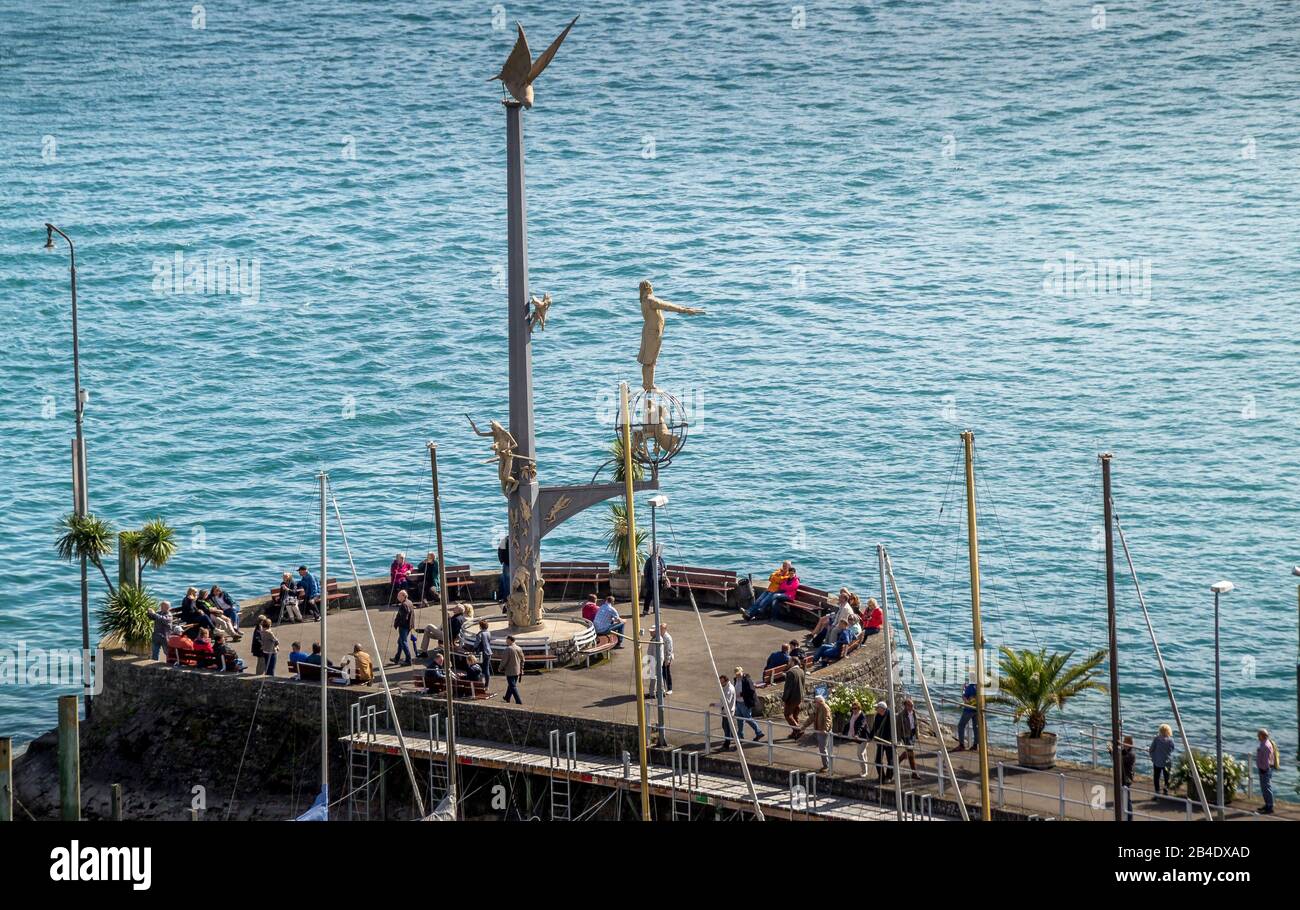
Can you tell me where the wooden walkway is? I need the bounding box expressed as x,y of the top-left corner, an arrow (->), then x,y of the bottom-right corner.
339,732 -> 923,821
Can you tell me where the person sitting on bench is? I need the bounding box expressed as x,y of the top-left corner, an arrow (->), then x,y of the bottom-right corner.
862,598 -> 884,637
416,551 -> 439,604
418,604 -> 468,656
277,573 -> 304,623
581,593 -> 600,623
462,653 -> 484,683
744,561 -> 798,620
810,588 -> 858,646
296,566 -> 322,620
788,638 -> 806,661
196,589 -> 240,640
425,651 -> 450,688
166,627 -> 195,664
812,620 -> 852,668
213,633 -> 244,672
287,641 -> 310,669
593,596 -> 626,648
389,552 -> 414,601
764,642 -> 792,673
209,584 -> 241,630
191,627 -> 216,667
301,642 -> 335,668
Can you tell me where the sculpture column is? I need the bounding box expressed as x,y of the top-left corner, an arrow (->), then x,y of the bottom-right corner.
505,99 -> 543,628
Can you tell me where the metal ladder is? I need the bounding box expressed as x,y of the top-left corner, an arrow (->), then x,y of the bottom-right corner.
789,770 -> 817,820
347,702 -> 381,821
427,713 -> 449,806
901,790 -> 934,821
549,730 -> 576,821
670,748 -> 700,821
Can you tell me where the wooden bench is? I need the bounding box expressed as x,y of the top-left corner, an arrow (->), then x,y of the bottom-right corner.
579,633 -> 619,667
169,647 -> 242,672
663,565 -> 737,602
758,653 -> 814,688
442,565 -> 474,600
540,561 -> 609,593
779,584 -> 831,625
296,661 -> 349,684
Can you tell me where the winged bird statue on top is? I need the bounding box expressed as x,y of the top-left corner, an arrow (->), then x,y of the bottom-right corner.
489,15 -> 580,108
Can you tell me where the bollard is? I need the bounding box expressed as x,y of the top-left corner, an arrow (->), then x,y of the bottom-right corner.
58,695 -> 81,821
111,783 -> 123,821
1058,772 -> 1066,819
0,737 -> 11,821
997,761 -> 1005,808
1090,724 -> 1097,768
767,718 -> 774,765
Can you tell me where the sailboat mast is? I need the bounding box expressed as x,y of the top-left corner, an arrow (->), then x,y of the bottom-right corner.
877,544 -> 903,820
1100,453 -> 1123,821
961,431 -> 992,820
428,442 -> 457,818
318,471 -> 329,810
619,382 -> 652,821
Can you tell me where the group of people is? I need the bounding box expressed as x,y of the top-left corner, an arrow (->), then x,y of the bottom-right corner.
147,586 -> 245,667
389,551 -> 440,605
273,567 -> 322,623
743,560 -> 800,620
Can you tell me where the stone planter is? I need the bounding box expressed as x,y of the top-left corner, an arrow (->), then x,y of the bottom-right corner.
1016,731 -> 1058,769
609,571 -> 633,600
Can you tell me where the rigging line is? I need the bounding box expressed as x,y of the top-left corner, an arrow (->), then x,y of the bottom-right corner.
223,671 -> 272,820
972,458 -> 1042,656
1111,504 -> 1215,822
662,513 -> 766,822
329,486 -> 428,818
917,445 -> 964,590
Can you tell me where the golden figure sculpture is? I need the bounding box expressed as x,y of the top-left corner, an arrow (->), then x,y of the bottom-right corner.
637,280 -> 704,391
467,415 -> 534,495
528,292 -> 552,333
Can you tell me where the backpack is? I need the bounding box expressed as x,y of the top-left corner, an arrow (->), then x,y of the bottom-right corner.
251,627 -> 263,658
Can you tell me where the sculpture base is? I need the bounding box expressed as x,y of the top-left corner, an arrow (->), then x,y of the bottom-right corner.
482,614 -> 596,666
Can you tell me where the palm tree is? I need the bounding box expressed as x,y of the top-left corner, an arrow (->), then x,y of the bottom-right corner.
55,512 -> 117,596
126,517 -> 177,582
991,646 -> 1107,738
98,583 -> 158,654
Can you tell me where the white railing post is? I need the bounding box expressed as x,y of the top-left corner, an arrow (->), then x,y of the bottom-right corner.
997,761 -> 1005,808
1058,772 -> 1066,819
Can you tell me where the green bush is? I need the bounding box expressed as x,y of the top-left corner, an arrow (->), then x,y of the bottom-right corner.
1170,750 -> 1245,804
97,583 -> 159,652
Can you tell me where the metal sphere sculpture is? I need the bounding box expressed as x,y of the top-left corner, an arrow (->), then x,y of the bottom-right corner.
616,387 -> 689,470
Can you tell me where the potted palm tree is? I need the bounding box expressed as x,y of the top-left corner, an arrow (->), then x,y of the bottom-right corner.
123,517 -> 177,584
98,583 -> 159,656
992,646 -> 1107,769
603,436 -> 646,599
55,513 -> 119,596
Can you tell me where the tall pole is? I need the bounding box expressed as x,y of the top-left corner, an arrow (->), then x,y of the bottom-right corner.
318,471 -> 329,811
878,544 -> 903,819
620,382 -> 651,820
961,430 -> 991,819
0,736 -> 12,822
428,443 -> 457,817
1100,453 -> 1123,821
47,224 -> 92,721
651,502 -> 666,747
58,694 -> 80,821
503,101 -> 543,626
1214,589 -> 1224,818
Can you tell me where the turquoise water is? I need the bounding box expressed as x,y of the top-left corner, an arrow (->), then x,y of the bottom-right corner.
2,0 -> 1298,796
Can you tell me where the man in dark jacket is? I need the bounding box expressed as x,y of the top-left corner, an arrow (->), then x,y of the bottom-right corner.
1121,735 -> 1136,821
416,551 -> 440,605
641,546 -> 666,616
147,601 -> 174,661
868,701 -> 895,784
781,659 -> 805,739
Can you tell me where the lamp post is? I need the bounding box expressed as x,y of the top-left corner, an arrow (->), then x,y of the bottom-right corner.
648,493 -> 668,746
1292,566 -> 1299,757
1210,579 -> 1233,818
45,223 -> 92,720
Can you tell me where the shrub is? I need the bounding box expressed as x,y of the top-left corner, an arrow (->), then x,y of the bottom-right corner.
1170,750 -> 1245,804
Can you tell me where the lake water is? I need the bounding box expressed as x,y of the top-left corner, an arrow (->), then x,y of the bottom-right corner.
1,0 -> 1297,798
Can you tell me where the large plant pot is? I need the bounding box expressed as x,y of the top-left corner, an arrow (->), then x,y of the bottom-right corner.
1017,731 -> 1058,769
609,571 -> 633,600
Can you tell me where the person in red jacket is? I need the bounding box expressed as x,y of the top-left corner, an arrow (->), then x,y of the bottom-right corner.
863,599 -> 884,636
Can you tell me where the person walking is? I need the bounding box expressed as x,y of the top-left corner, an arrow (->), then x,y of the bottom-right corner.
782,656 -> 805,739
501,635 -> 525,704
1149,724 -> 1176,796
733,667 -> 765,742
473,619 -> 493,686
713,673 -> 737,751
1256,728 -> 1279,814
641,544 -> 665,616
391,590 -> 414,666
1120,735 -> 1136,821
869,700 -> 895,785
849,700 -> 871,775
898,697 -> 920,779
660,623 -> 674,695
955,675 -> 979,751
810,694 -> 832,771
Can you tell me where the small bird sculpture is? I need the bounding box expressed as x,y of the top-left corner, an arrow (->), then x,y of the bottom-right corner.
489,15 -> 579,108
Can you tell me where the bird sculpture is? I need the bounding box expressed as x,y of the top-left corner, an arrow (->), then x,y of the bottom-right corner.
489,15 -> 579,108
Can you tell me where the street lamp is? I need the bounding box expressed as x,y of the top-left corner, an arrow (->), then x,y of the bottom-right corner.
647,493 -> 669,746
1210,579 -> 1234,818
45,223 -> 93,720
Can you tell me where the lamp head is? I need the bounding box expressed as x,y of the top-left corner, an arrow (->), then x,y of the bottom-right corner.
44,224 -> 54,250
648,494 -> 669,508
1210,580 -> 1234,595
1292,566 -> 1300,578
